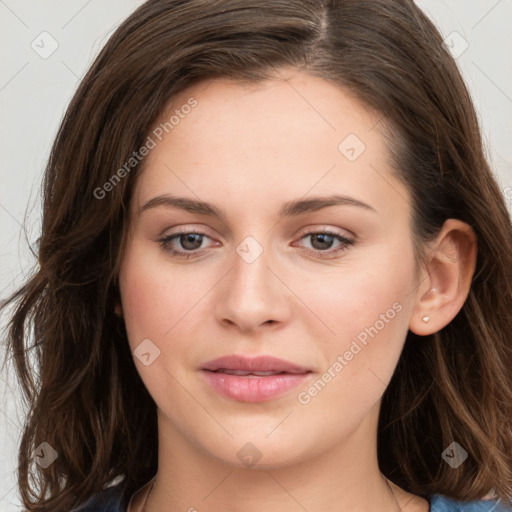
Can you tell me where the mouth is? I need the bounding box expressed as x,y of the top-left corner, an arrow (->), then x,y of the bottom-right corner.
209,369 -> 295,377
202,354 -> 311,373
201,355 -> 313,402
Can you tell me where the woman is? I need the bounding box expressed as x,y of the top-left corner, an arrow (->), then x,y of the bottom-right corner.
2,1 -> 511,511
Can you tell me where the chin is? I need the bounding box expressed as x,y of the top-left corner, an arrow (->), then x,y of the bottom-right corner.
203,435 -> 312,471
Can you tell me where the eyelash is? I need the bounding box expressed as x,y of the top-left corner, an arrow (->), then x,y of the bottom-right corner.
158,228 -> 354,260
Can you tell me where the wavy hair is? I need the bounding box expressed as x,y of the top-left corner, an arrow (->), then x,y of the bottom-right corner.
1,0 -> 512,510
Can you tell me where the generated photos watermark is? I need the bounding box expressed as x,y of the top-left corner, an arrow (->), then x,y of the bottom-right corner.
297,301 -> 403,405
93,97 -> 198,200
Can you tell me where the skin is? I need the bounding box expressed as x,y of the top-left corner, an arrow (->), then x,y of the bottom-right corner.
117,67 -> 476,512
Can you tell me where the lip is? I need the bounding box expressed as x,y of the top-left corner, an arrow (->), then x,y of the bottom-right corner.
201,355 -> 312,402
202,355 -> 310,373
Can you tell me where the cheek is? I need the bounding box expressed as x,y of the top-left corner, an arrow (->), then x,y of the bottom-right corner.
119,266 -> 162,346
119,243 -> 204,346
295,275 -> 413,423
118,245 -> 203,404
300,250 -> 415,392
302,255 -> 414,343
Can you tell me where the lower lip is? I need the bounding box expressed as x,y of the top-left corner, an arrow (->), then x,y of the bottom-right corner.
201,371 -> 311,402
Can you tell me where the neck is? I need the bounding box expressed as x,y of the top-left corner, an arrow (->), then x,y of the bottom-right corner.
144,405 -> 415,512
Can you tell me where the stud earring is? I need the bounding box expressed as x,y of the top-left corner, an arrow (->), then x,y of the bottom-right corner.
422,316 -> 430,323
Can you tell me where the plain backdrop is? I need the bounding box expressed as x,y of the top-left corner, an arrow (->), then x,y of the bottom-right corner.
1,1 -> 511,509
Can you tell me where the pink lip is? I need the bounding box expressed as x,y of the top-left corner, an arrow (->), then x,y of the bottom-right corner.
202,355 -> 310,373
201,355 -> 312,402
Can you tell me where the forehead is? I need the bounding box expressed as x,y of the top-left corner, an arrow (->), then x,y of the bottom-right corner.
156,70 -> 381,154
134,70 -> 409,221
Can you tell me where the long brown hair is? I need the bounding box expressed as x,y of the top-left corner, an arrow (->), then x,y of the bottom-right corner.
2,0 -> 511,510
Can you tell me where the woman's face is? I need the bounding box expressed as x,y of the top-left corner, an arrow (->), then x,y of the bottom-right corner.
118,69 -> 421,468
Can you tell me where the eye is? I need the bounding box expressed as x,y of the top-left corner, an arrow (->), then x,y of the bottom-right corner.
295,229 -> 354,258
159,229 -> 214,259
158,228 -> 354,260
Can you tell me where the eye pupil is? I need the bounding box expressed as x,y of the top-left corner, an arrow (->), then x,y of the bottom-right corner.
311,233 -> 334,250
181,233 -> 203,250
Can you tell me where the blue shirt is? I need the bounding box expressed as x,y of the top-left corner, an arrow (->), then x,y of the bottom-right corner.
73,482 -> 512,511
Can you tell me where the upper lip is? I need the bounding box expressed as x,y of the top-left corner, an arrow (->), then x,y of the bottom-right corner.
201,355 -> 311,374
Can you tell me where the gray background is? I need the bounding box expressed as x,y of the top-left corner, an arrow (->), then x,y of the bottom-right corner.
1,1 -> 511,509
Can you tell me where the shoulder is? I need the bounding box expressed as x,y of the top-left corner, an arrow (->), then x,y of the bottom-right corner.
72,482 -> 127,512
430,494 -> 511,512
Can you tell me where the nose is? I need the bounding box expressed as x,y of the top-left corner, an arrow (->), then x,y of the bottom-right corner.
214,236 -> 293,333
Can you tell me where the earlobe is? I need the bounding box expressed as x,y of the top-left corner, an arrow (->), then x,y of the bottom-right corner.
409,219 -> 477,336
114,302 -> 123,317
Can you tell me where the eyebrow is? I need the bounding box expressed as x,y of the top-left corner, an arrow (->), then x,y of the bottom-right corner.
139,194 -> 376,221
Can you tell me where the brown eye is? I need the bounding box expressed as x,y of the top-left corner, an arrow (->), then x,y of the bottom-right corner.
297,230 -> 354,259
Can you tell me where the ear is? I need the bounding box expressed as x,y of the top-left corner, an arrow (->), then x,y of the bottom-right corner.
110,281 -> 123,317
409,219 -> 477,336
114,302 -> 123,317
